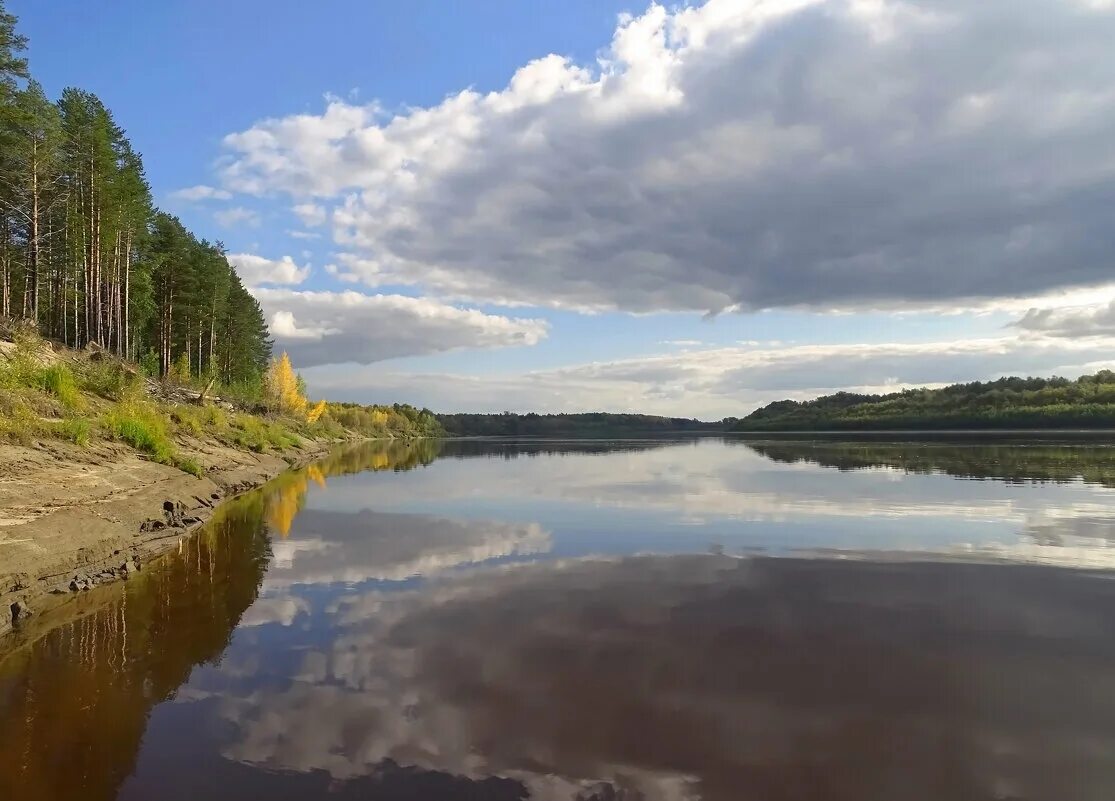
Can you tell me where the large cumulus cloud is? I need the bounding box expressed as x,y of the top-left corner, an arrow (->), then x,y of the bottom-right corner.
217,0 -> 1115,313
253,287 -> 548,367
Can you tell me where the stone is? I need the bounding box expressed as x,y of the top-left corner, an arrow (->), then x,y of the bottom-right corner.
10,599 -> 32,624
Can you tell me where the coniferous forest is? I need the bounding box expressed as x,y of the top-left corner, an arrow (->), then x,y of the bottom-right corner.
0,2 -> 270,391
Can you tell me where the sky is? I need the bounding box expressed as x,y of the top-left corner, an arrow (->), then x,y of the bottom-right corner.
12,0 -> 1115,419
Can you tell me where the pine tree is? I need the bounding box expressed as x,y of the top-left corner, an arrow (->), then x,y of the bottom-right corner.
0,3 -> 273,399
0,0 -> 29,317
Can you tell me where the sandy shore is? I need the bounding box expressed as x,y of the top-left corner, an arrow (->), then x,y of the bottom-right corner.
0,436 -> 331,638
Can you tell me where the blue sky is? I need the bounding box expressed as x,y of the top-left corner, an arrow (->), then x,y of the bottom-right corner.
12,0 -> 1115,417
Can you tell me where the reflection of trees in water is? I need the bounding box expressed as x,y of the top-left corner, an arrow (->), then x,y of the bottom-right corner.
261,439 -> 445,539
439,438 -> 684,459
0,500 -> 271,800
745,440 -> 1115,488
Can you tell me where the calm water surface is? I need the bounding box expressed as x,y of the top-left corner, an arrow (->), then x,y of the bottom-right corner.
4,437 -> 1115,800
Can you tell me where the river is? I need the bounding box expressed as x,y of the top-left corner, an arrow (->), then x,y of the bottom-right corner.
3,437 -> 1115,800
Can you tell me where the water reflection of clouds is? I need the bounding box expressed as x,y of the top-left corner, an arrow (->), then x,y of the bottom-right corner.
307,440 -> 1115,556
207,555 -> 1115,800
257,508 -> 551,591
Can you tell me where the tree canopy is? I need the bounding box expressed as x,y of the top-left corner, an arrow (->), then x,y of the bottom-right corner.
0,2 -> 270,389
735,371 -> 1115,431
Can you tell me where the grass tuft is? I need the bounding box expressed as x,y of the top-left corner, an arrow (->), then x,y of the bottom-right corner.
39,364 -> 83,410
56,417 -> 91,446
107,406 -> 175,464
174,457 -> 204,477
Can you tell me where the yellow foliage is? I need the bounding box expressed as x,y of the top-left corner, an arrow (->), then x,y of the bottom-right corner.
306,464 -> 327,488
264,474 -> 306,538
371,409 -> 389,426
267,352 -> 307,417
264,463 -> 329,537
306,399 -> 327,423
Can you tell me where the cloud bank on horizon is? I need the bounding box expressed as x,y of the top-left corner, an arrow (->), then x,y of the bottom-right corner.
179,0 -> 1115,416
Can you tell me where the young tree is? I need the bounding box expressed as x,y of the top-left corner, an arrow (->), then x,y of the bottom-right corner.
267,352 -> 307,417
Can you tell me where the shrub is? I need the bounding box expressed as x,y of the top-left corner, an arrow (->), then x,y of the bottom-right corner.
83,359 -> 140,401
139,349 -> 160,378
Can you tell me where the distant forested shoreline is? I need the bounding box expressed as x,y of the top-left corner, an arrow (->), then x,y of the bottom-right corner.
733,372 -> 1115,431
437,412 -> 719,437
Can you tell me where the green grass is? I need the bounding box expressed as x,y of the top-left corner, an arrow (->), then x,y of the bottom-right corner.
38,364 -> 83,410
106,406 -> 175,464
0,398 -> 41,445
224,413 -> 300,452
174,457 -> 204,477
56,417 -> 91,446
170,405 -> 204,436
0,328 -> 339,467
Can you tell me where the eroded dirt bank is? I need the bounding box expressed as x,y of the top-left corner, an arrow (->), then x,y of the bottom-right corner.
0,436 -> 331,637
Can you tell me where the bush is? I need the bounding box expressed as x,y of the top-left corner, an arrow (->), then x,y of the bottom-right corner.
83,359 -> 140,401
139,350 -> 160,378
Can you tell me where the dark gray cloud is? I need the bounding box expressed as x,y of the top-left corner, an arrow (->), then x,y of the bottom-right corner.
219,0 -> 1115,313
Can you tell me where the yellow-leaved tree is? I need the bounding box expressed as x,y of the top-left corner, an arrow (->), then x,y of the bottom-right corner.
267,352 -> 308,417
306,399 -> 327,423
267,352 -> 330,424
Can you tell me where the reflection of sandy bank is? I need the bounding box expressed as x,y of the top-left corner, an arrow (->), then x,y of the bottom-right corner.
210,554 -> 1115,800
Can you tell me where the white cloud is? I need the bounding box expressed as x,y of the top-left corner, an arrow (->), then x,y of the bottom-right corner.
214,206 -> 261,228
258,509 -> 551,588
287,229 -> 322,240
217,0 -> 1115,313
1017,299 -> 1115,339
293,202 -> 328,227
168,184 -> 232,202
228,253 -> 311,287
303,333 -> 1115,418
253,288 -> 549,367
